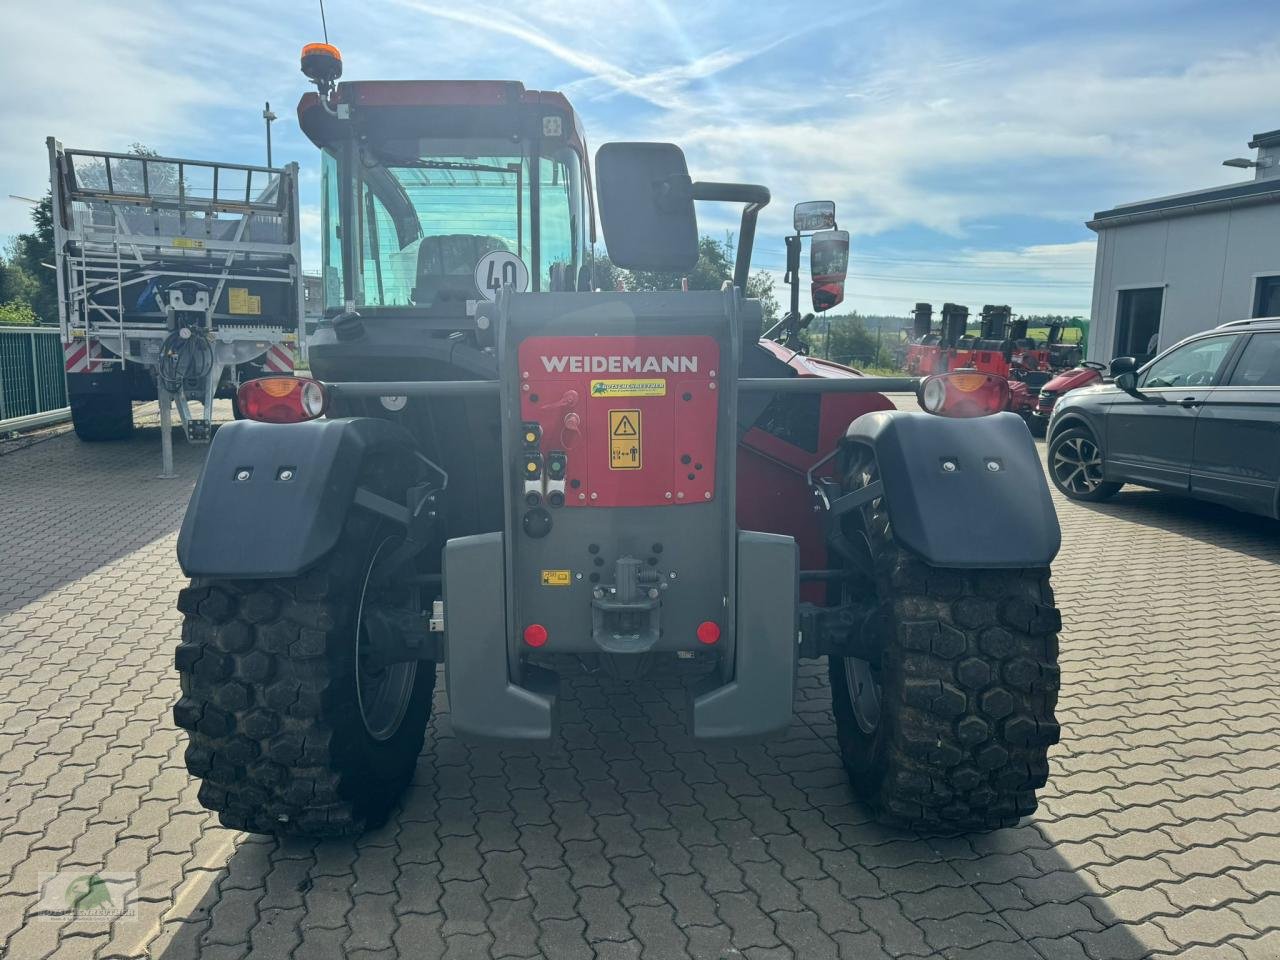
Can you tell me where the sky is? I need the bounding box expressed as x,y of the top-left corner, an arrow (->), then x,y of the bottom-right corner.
3,0 -> 1278,317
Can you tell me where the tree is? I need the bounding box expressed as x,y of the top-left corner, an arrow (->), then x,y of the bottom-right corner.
0,143 -> 168,325
808,311 -> 897,368
584,234 -> 779,322
584,246 -> 626,292
746,270 -> 779,324
1,195 -> 56,324
0,301 -> 39,327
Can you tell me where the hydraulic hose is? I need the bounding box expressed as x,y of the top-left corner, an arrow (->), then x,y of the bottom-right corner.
158,326 -> 213,395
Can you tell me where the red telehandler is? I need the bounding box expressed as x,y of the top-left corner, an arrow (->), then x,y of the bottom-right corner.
172,42 -> 1062,838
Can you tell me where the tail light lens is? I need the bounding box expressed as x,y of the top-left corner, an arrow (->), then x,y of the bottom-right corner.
237,376 -> 328,423
918,371 -> 1009,418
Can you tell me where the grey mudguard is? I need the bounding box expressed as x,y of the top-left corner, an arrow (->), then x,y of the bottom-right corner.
176,417 -> 418,578
443,533 -> 555,741
844,411 -> 1061,568
691,531 -> 798,738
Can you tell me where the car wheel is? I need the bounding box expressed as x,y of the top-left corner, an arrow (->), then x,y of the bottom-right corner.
1047,427 -> 1121,502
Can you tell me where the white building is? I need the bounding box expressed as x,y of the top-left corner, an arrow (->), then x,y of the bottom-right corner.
1086,129 -> 1280,363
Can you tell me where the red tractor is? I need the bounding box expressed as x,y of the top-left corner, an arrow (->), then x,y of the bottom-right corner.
172,43 -> 1062,838
906,303 -> 1082,428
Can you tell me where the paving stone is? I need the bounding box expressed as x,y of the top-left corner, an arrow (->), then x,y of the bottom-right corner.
1155,905 -> 1258,948
7,406 -> 1280,960
854,897 -> 930,956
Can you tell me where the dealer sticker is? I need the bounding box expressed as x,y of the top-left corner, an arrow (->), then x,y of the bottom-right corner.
590,379 -> 666,397
540,569 -> 572,586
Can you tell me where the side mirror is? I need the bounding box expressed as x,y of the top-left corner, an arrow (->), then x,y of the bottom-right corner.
1109,356 -> 1136,377
1110,358 -> 1162,402
594,142 -> 698,272
810,229 -> 849,313
794,200 -> 835,232
1114,371 -> 1138,393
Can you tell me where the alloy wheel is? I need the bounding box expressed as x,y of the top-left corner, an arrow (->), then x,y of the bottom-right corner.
1052,435 -> 1106,495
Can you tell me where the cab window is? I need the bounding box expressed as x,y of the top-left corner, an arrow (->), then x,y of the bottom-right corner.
1140,335 -> 1239,388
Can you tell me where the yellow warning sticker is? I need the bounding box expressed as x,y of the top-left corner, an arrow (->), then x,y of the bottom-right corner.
591,379 -> 666,398
173,237 -> 205,249
541,569 -> 572,586
609,409 -> 642,470
229,288 -> 262,315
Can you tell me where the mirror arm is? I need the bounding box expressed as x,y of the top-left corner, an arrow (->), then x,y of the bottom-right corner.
1116,377 -> 1165,403
689,181 -> 771,291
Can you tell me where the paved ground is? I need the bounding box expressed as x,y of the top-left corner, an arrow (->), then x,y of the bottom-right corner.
2,406 -> 1280,960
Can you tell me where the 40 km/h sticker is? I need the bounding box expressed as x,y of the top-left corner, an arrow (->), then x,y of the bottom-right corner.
608,409 -> 642,470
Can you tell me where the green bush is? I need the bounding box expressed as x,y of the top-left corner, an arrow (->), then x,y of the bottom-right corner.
0,301 -> 38,326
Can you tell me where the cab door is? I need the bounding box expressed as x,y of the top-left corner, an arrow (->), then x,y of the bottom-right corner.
1191,331 -> 1280,517
1105,333 -> 1241,491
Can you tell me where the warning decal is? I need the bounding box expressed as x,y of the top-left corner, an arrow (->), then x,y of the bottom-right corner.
590,379 -> 666,397
608,409 -> 642,470
540,569 -> 572,586
228,287 -> 262,315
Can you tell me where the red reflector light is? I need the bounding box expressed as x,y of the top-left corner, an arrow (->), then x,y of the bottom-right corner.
237,377 -> 328,424
918,370 -> 1010,418
523,624 -> 548,648
696,621 -> 720,645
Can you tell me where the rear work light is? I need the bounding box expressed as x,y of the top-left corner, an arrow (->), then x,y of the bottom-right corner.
918,370 -> 1010,418
237,377 -> 328,424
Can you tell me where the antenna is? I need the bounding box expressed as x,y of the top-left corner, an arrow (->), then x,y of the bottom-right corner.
319,0 -> 329,43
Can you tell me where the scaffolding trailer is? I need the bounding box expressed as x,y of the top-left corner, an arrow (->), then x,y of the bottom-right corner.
47,138 -> 303,472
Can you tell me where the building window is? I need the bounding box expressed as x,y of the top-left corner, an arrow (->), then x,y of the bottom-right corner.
1253,276 -> 1280,318
1115,287 -> 1163,362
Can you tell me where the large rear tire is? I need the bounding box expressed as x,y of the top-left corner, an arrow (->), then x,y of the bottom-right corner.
70,394 -> 134,441
830,457 -> 1061,832
174,509 -> 435,838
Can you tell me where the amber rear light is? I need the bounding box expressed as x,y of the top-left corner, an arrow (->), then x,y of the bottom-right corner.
918,371 -> 1010,418
237,377 -> 328,424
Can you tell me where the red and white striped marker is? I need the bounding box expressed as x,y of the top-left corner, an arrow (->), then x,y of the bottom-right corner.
263,344 -> 295,373
63,338 -> 105,373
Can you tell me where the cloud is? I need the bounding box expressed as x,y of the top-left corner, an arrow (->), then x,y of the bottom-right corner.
756,240 -> 1097,316
393,0 -> 800,113
659,39 -> 1280,241
5,0 -> 1271,321
0,2 -> 254,235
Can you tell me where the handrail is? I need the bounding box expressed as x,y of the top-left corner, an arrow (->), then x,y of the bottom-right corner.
62,148 -> 285,176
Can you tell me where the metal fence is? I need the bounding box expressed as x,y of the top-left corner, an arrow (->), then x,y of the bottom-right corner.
0,327 -> 69,430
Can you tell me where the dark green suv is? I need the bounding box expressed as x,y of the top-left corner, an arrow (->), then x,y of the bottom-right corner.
1047,318 -> 1280,518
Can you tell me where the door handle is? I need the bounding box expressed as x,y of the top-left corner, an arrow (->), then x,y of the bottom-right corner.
1180,397 -> 1201,408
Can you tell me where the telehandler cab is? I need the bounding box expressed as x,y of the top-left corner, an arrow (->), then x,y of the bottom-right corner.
174,46 -> 1062,838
